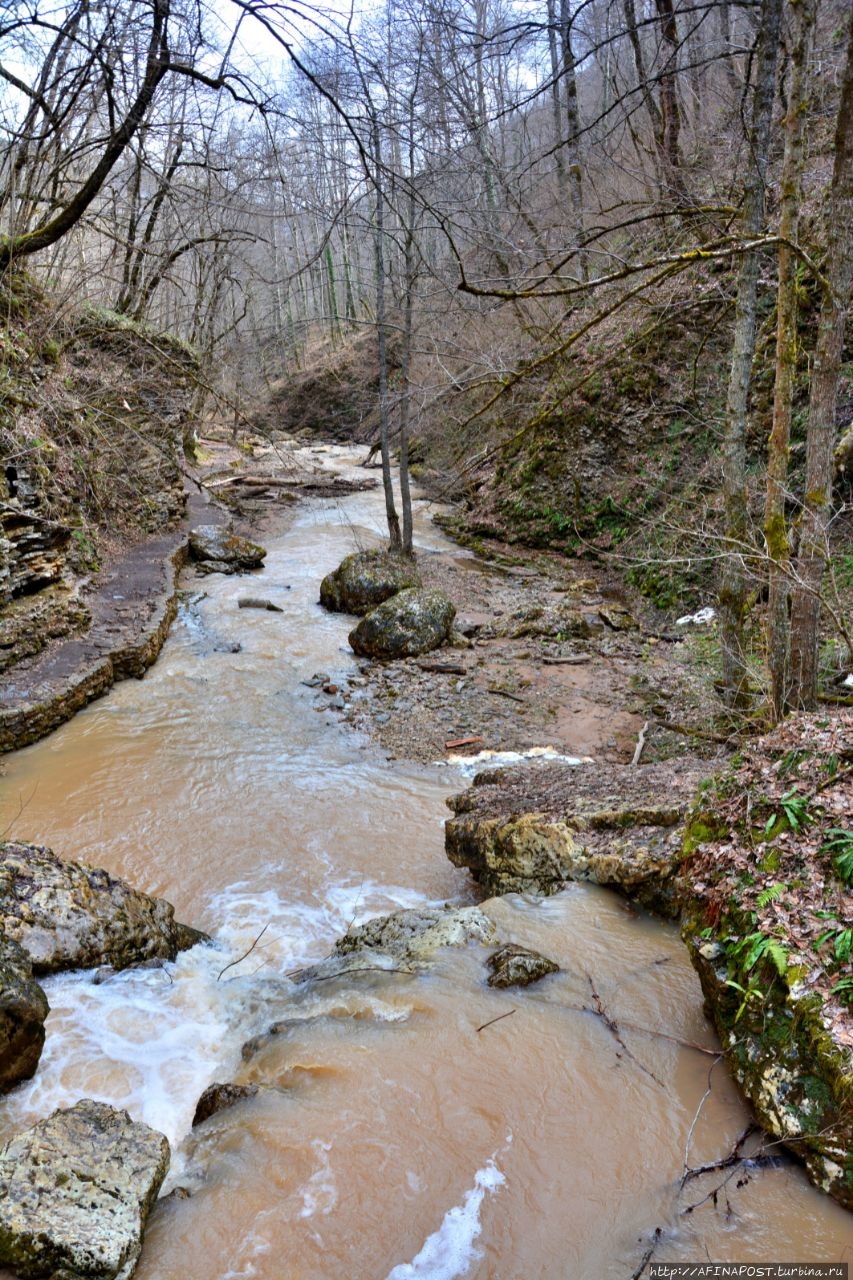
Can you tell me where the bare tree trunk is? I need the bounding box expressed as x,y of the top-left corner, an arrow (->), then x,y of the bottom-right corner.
764,0 -> 816,721
371,114 -> 402,551
719,0 -> 783,707
559,0 -> 586,278
546,0 -> 567,201
788,7 -> 853,708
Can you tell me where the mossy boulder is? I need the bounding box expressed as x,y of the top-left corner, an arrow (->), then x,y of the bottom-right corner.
684,919 -> 853,1210
188,525 -> 265,574
319,549 -> 420,615
678,710 -> 853,1210
0,841 -> 209,975
0,935 -> 49,1094
0,1099 -> 169,1279
348,588 -> 456,658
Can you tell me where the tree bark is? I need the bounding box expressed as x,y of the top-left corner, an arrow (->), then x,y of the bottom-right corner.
788,6 -> 853,708
718,0 -> 784,707
764,0 -> 816,721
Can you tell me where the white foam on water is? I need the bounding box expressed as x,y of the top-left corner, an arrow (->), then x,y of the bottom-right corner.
298,1139 -> 338,1218
446,747 -> 588,777
2,941 -> 262,1156
2,874 -> 440,1178
385,1149 -> 508,1280
208,878 -> 434,978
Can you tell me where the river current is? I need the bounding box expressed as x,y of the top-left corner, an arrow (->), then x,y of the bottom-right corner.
1,447 -> 851,1278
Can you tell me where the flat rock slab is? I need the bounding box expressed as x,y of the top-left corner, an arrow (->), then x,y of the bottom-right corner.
445,760 -> 709,912
0,841 -> 208,974
0,1099 -> 169,1280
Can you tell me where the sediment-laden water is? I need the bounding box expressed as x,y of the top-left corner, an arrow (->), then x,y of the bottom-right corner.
2,449 -> 850,1278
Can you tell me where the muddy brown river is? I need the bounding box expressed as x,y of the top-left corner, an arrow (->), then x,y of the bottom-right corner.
1,448 -> 851,1278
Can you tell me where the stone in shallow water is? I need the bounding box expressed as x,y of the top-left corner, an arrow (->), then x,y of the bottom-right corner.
0,1099 -> 169,1280
188,526 -> 265,574
192,1082 -> 259,1127
319,549 -> 420,616
486,943 -> 560,988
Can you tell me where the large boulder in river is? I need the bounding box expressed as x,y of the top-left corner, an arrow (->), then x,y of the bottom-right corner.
0,841 -> 209,974
320,549 -> 421,616
188,525 -> 266,574
348,588 -> 456,659
0,935 -> 49,1094
0,1099 -> 169,1280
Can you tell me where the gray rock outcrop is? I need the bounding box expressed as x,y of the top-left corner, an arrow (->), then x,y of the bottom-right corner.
319,549 -> 421,616
0,935 -> 49,1094
188,525 -> 266,574
348,588 -> 456,659
0,1099 -> 169,1280
0,841 -> 209,974
293,905 -> 496,983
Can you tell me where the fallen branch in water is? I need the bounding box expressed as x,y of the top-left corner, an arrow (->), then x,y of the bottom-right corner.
585,975 -> 666,1088
476,1009 -> 516,1032
630,1226 -> 663,1280
218,924 -> 270,980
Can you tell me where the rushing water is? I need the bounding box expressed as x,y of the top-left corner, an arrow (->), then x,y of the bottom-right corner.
1,448 -> 851,1278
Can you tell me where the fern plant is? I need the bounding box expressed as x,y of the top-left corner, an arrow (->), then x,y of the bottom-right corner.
822,828 -> 853,885
756,883 -> 786,908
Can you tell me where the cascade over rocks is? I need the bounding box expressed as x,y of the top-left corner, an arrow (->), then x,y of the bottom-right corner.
348,588 -> 456,659
0,841 -> 209,974
319,549 -> 421,615
0,935 -> 49,1094
0,1099 -> 169,1280
188,526 -> 266,575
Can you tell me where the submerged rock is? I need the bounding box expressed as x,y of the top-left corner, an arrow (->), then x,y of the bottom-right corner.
319,549 -> 420,616
348,588 -> 456,659
192,1082 -> 259,1127
486,943 -> 560,988
0,1099 -> 169,1280
0,841 -> 209,974
0,936 -> 49,1094
188,525 -> 266,574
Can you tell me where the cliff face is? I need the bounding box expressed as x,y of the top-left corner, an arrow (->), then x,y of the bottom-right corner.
0,275 -> 199,675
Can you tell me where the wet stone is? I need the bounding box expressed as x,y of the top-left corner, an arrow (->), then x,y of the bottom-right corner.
0,1099 -> 169,1280
193,1082 -> 260,1127
486,943 -> 560,988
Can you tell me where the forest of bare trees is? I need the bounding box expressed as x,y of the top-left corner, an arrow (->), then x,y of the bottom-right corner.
1,0 -> 851,717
